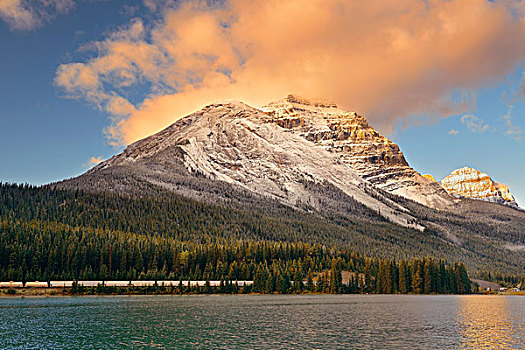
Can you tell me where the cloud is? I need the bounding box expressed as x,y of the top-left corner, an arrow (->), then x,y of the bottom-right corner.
84,156 -> 103,167
120,5 -> 139,17
55,0 -> 525,145
0,0 -> 37,30
55,62 -> 137,120
448,129 -> 459,135
460,114 -> 490,133
0,0 -> 74,31
500,106 -> 524,141
142,0 -> 177,13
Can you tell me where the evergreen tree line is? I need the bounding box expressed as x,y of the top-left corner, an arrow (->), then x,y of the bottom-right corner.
476,270 -> 525,288
0,182 -> 440,256
0,182 -> 507,272
0,217 -> 471,293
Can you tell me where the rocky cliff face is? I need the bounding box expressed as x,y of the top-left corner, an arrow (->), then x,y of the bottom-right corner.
261,95 -> 452,209
440,167 -> 517,207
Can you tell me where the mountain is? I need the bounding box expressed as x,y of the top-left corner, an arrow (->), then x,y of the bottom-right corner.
440,167 -> 518,207
54,95 -> 525,274
58,95 -> 452,228
58,98 -> 427,229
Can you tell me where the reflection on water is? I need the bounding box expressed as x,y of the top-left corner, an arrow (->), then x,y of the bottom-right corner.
459,296 -> 525,349
0,295 -> 524,349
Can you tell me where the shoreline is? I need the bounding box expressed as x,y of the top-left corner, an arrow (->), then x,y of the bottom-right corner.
2,288 -> 523,297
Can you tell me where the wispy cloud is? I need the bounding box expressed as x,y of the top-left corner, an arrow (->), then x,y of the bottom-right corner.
84,156 -> 103,168
500,106 -> 523,141
0,0 -> 74,31
460,114 -> 490,133
54,0 -> 525,145
120,4 -> 139,17
448,129 -> 459,135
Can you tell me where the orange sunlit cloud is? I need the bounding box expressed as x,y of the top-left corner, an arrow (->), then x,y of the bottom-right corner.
0,0 -> 73,31
55,0 -> 525,145
84,156 -> 103,168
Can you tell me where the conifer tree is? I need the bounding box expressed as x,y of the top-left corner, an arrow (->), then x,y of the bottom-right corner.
399,260 -> 409,294
423,259 -> 432,294
306,268 -> 314,292
411,261 -> 423,294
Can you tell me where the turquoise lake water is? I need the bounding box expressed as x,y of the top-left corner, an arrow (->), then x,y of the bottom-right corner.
1,294 -> 524,349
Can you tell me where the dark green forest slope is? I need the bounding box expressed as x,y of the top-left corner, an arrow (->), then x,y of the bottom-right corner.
0,182 -> 523,287
0,183 -> 476,293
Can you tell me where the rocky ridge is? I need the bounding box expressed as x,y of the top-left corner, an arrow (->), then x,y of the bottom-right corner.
62,95 -> 462,229
261,95 -> 452,209
422,174 -> 437,182
440,167 -> 517,207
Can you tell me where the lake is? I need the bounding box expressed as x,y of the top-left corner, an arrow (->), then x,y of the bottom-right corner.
0,295 -> 524,349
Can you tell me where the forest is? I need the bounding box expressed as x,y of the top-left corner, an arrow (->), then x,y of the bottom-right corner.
0,183 -> 510,293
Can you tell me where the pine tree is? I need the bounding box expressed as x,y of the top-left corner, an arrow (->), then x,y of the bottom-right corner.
456,263 -> 470,294
306,268 -> 314,292
253,264 -> 265,293
293,267 -> 303,293
364,259 -> 372,293
411,261 -> 423,294
329,258 -> 342,293
399,260 -> 408,294
204,279 -> 212,294
423,259 -> 432,294
276,271 -> 286,294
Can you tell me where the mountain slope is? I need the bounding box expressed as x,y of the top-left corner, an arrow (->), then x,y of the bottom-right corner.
440,167 -> 518,207
7,182 -> 524,275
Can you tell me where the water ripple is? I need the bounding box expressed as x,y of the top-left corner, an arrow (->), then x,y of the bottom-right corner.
0,295 -> 524,349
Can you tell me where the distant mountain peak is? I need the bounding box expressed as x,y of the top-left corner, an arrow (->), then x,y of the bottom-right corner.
440,167 -> 517,207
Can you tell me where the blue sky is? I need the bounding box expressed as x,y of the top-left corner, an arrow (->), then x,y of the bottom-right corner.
0,0 -> 133,183
396,80 -> 525,207
0,0 -> 524,207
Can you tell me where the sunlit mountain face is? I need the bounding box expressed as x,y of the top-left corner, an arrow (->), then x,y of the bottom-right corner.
440,167 -> 517,207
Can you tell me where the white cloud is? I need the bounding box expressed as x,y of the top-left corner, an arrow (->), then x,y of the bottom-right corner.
448,129 -> 459,135
460,114 -> 490,133
500,106 -> 524,141
0,0 -> 74,31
